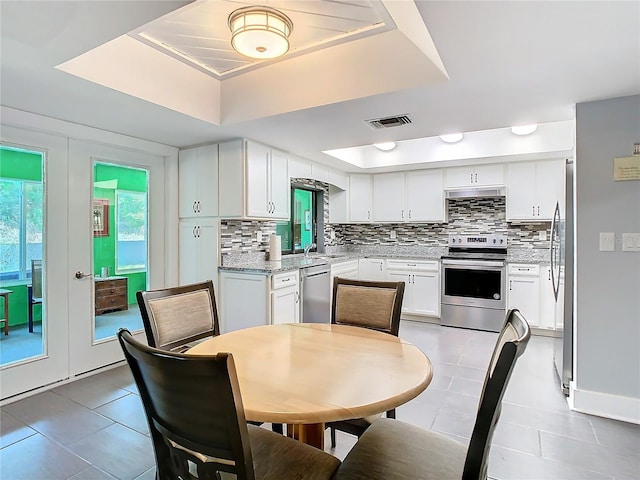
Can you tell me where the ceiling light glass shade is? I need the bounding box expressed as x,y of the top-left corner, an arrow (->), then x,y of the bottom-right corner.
511,124 -> 538,135
228,6 -> 293,59
439,133 -> 464,143
373,142 -> 396,151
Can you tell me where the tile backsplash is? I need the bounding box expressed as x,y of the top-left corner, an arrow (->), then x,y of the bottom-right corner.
220,196 -> 550,254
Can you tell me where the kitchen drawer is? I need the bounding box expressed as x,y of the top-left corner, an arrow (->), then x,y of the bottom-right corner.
272,270 -> 299,290
386,259 -> 439,272
508,264 -> 540,276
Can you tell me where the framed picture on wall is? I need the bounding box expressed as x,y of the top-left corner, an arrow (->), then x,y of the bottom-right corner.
93,199 -> 109,237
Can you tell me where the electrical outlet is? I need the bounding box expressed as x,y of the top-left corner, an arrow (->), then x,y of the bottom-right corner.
599,232 -> 615,252
256,231 -> 263,243
622,232 -> 640,252
330,230 -> 336,241
390,230 -> 397,239
538,231 -> 547,241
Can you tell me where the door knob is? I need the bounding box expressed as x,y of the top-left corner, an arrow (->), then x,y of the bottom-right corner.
75,271 -> 93,279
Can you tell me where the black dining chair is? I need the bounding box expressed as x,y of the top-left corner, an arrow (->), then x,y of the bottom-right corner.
325,277 -> 405,448
117,329 -> 341,480
333,308 -> 531,480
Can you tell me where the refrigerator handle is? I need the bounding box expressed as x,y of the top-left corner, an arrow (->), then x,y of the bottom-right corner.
550,201 -> 560,300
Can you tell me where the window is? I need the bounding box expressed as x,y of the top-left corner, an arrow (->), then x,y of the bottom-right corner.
277,187 -> 319,254
115,190 -> 147,273
0,178 -> 43,281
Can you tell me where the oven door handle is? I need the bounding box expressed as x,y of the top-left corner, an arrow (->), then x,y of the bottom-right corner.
442,259 -> 505,268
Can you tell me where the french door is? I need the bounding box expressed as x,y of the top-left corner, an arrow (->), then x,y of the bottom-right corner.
68,140 -> 165,375
1,128 -> 168,400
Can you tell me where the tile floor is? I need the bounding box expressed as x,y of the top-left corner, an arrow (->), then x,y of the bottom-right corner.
1,320 -> 639,479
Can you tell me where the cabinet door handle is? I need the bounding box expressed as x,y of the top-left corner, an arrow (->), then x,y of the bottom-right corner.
509,280 -> 512,291
548,269 -> 551,280
379,264 -> 382,271
272,202 -> 276,214
402,209 -> 404,219
409,209 -> 411,219
537,205 -> 540,216
470,173 -> 473,183
368,211 -> 371,220
193,201 -> 197,213
532,205 -> 535,216
475,173 -> 478,183
193,226 -> 197,237
198,201 -> 201,213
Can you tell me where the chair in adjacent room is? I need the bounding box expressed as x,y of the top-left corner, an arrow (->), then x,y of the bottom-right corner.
117,329 -> 341,480
27,259 -> 43,333
136,280 -> 220,353
333,308 -> 531,480
136,280 -> 283,435
325,276 -> 405,448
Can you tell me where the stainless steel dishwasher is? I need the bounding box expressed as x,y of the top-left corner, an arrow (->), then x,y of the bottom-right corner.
300,264 -> 331,323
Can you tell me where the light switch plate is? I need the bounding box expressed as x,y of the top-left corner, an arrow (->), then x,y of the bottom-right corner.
622,232 -> 640,252
599,232 -> 615,252
256,231 -> 263,243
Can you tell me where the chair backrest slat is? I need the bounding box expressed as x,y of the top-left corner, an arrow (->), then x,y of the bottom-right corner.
331,277 -> 405,336
137,280 -> 219,352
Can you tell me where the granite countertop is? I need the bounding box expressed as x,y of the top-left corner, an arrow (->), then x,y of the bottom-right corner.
219,247 -> 550,274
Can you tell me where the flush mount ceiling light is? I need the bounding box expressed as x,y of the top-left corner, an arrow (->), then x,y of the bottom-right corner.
439,133 -> 464,143
228,6 -> 293,59
373,142 -> 397,151
511,124 -> 538,135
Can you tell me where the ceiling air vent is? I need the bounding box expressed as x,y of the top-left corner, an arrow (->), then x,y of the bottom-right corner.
365,114 -> 412,129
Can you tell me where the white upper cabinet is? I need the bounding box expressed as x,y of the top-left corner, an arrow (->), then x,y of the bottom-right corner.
311,163 -> 330,183
373,172 -> 405,222
348,174 -> 373,222
445,164 -> 504,188
288,155 -> 312,179
506,159 -> 564,221
372,170 -> 445,223
178,144 -> 218,218
405,169 -> 445,222
219,139 -> 290,220
328,169 -> 349,190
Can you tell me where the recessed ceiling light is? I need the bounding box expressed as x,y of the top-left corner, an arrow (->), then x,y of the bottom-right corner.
511,124 -> 538,135
373,142 -> 397,151
439,133 -> 464,143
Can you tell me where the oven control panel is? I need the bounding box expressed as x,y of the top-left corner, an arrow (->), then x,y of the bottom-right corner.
448,234 -> 507,248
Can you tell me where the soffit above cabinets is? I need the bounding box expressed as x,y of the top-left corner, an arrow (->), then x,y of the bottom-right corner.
130,0 -> 395,79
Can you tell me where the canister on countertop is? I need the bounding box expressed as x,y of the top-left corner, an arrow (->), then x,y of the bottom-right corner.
269,234 -> 282,261
101,266 -> 110,278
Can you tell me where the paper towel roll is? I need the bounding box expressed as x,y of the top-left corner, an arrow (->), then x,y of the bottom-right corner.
269,234 -> 282,261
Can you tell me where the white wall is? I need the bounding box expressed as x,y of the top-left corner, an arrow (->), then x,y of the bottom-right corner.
574,95 -> 640,423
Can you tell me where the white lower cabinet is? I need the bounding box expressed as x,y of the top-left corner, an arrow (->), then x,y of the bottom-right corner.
179,218 -> 219,289
507,264 -> 540,328
386,260 -> 440,318
219,269 -> 299,333
539,265 -> 557,330
271,270 -> 300,325
358,258 -> 385,281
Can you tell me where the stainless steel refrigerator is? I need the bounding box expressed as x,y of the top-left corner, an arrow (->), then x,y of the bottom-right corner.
552,159 -> 574,396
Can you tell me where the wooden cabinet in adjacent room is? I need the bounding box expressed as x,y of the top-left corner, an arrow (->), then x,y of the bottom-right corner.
95,277 -> 128,315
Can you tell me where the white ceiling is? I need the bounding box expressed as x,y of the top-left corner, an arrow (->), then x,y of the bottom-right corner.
1,1 -> 638,172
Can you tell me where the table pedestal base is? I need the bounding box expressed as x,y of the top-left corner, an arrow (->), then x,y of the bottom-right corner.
287,423 -> 325,450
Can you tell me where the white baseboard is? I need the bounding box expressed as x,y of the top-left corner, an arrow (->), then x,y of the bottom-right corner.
570,382 -> 640,425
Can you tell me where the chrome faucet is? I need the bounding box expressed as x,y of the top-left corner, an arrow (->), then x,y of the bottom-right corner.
304,243 -> 316,258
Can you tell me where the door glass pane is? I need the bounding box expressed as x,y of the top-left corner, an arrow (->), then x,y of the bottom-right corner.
0,146 -> 45,366
93,162 -> 147,341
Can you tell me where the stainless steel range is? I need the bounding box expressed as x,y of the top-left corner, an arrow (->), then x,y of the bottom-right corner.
441,234 -> 507,332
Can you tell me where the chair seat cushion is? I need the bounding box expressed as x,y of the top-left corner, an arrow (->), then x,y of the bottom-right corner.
248,425 -> 341,480
334,418 -> 466,480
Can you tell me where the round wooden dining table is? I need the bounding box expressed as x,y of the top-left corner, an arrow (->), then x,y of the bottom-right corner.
188,322 -> 433,449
